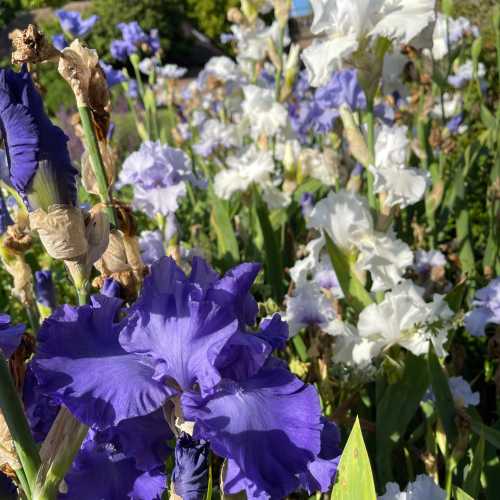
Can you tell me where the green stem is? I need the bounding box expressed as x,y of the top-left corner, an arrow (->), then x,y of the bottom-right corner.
16,467 -> 31,499
366,101 -> 377,210
445,459 -> 456,500
0,357 -> 41,493
274,27 -> 285,102
77,105 -> 117,227
25,301 -> 40,336
292,335 -> 309,363
76,286 -> 89,307
32,409 -> 88,500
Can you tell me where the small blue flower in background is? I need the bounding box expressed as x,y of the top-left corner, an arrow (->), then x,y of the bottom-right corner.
100,62 -> 126,88
465,278 -> 500,337
34,270 -> 56,310
0,68 -> 78,210
51,34 -> 68,51
110,22 -> 160,62
31,257 -> 341,498
55,9 -> 99,38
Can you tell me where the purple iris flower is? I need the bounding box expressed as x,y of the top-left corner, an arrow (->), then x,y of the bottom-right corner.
139,230 -> 166,265
34,270 -> 56,310
465,278 -> 500,337
0,68 -> 78,209
32,257 -> 340,498
300,192 -> 314,218
23,365 -> 59,443
51,34 -> 68,51
0,189 -> 13,235
127,79 -> 139,99
55,10 -> 99,38
61,428 -> 167,500
110,22 -> 159,62
173,433 -> 210,499
101,277 -> 122,298
100,62 -> 126,88
446,113 -> 464,134
0,314 -> 24,358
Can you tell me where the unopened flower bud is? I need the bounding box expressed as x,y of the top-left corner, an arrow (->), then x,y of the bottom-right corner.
338,104 -> 371,167
273,0 -> 291,29
227,7 -> 245,25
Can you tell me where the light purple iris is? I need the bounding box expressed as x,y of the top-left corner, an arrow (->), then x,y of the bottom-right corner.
0,68 -> 78,209
465,278 -> 500,337
119,141 -> 204,217
32,257 -> 340,498
55,10 -> 99,38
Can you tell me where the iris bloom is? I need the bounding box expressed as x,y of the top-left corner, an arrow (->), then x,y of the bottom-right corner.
0,68 -> 77,210
110,22 -> 160,61
119,141 -> 205,217
464,278 -> 500,337
0,314 -> 24,358
380,474 -> 446,500
55,9 -> 99,38
302,0 -> 436,87
32,257 -> 340,498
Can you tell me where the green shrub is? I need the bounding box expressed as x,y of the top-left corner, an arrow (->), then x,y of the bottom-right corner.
185,0 -> 239,41
0,0 -> 21,28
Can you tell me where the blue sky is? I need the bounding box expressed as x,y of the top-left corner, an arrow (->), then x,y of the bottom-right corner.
291,0 -> 312,17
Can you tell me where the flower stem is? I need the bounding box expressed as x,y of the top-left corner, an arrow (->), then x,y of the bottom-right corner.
274,26 -> 285,102
77,105 -> 117,227
365,101 -> 377,211
0,357 -> 41,495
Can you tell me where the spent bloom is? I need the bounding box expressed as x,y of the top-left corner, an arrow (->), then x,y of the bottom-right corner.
302,0 -> 436,87
464,278 -> 500,337
32,257 -> 341,498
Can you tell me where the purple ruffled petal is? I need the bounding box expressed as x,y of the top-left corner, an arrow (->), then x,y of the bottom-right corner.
181,362 -> 322,498
32,295 -> 172,429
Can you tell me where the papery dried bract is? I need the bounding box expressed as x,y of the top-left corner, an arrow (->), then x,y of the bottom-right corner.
10,24 -> 60,65
0,410 -> 21,471
29,205 -> 88,261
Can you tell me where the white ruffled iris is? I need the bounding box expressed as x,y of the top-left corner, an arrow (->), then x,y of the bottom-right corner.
302,0 -> 436,86
307,190 -> 414,291
213,146 -> 275,200
242,85 -> 288,138
379,474 -> 446,500
356,280 -> 453,360
370,124 -> 430,208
